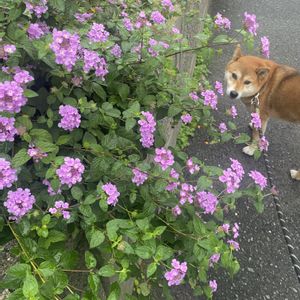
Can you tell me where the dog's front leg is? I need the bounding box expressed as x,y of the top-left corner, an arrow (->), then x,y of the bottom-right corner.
243,114 -> 269,156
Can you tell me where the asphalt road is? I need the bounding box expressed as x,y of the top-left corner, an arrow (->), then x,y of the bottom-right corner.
176,0 -> 300,299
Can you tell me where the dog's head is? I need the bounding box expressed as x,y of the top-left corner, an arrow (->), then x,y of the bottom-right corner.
225,44 -> 270,99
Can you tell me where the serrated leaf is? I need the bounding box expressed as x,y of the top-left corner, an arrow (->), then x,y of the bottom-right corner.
85,251 -> 97,269
7,264 -> 31,279
135,246 -> 153,259
92,82 -> 106,100
98,264 -> 116,277
71,186 -> 83,200
197,176 -> 213,190
168,105 -> 182,117
23,274 -> 38,298
12,149 -> 31,168
86,228 -> 105,249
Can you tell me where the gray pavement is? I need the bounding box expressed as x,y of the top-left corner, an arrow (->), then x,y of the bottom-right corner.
176,0 -> 300,299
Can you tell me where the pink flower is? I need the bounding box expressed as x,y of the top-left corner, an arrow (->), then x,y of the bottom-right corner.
228,239 -> 240,251
138,111 -> 156,148
261,36 -> 270,58
232,222 -> 239,239
151,11 -> 166,24
132,168 -> 148,186
250,112 -> 261,129
249,170 -> 267,190
154,147 -> 174,171
230,105 -> 237,118
189,92 -> 199,101
58,105 -> 81,132
209,253 -> 220,266
164,259 -> 187,286
259,136 -> 269,151
102,183 -> 120,206
165,168 -> 180,191
215,81 -> 224,95
172,205 -> 182,216
196,191 -> 218,214
186,158 -> 200,174
181,113 -> 192,124
179,183 -> 194,205
243,12 -> 259,36
209,280 -> 218,293
28,145 -> 48,162
219,122 -> 227,133
221,223 -> 230,233
87,23 -> 110,43
0,117 -> 18,142
215,13 -> 231,29
0,158 -> 17,190
201,90 -> 218,110
49,201 -> 70,219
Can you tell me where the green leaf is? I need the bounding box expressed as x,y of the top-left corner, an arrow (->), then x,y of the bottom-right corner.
88,273 -> 99,295
153,226 -> 166,236
135,246 -> 153,259
30,129 -> 53,142
86,228 -> 105,249
56,135 -> 71,145
49,0 -> 65,11
136,218 -> 149,232
213,34 -> 230,44
7,264 -> 31,279
146,262 -> 157,278
197,176 -> 213,190
125,118 -> 136,131
235,133 -> 251,144
8,7 -> 22,20
23,274 -> 38,298
12,149 -> 31,168
118,83 -> 130,100
139,282 -> 150,296
98,264 -> 116,277
168,105 -> 182,117
85,251 -> 97,269
84,194 -> 97,205
40,230 -> 66,249
35,140 -> 58,152
23,89 -> 39,98
71,186 -> 83,200
38,261 -> 56,277
155,245 -> 173,261
107,282 -> 120,300
92,82 -> 106,100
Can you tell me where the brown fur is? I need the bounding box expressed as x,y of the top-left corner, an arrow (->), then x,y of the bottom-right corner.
225,45 -> 300,179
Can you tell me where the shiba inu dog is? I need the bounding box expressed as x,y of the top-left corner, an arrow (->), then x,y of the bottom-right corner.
225,44 -> 300,180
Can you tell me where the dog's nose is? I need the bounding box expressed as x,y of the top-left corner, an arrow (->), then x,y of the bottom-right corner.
230,91 -> 238,99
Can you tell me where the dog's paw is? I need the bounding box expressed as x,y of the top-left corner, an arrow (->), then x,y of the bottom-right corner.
242,145 -> 257,156
290,169 -> 300,180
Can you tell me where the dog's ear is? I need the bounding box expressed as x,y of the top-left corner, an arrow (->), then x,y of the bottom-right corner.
256,67 -> 270,80
231,44 -> 242,61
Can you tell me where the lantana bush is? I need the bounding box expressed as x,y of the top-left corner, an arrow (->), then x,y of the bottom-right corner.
0,1 -> 270,299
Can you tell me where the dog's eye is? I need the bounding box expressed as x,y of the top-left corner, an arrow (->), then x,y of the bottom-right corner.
232,73 -> 237,80
244,80 -> 251,85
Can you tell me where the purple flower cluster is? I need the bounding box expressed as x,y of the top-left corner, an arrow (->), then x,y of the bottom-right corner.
232,222 -> 239,239
166,168 -> 180,191
250,112 -> 261,129
138,111 -> 156,148
102,182 -> 120,206
27,22 -> 49,40
25,0 -> 48,18
219,122 -> 227,133
123,17 -> 134,31
186,158 -> 200,174
249,170 -> 267,190
132,168 -> 148,186
244,12 -> 259,36
201,90 -> 218,110
13,69 -> 34,85
0,158 -> 17,190
230,105 -> 238,118
4,188 -> 35,220
215,13 -> 231,29
215,81 -> 224,95
83,49 -> 109,80
0,117 -> 18,142
49,201 -> 70,219
28,145 -> 48,162
181,113 -> 192,124
151,11 -> 166,24
87,23 -> 110,43
154,147 -> 174,171
209,253 -> 220,266
43,179 -> 62,196
110,44 -> 122,58
209,280 -> 218,293
259,136 -> 269,151
227,239 -> 240,251
172,205 -> 182,216
0,44 -> 16,60
75,12 -> 93,23
261,36 -> 270,58
56,157 -> 85,187
189,91 -> 199,101
164,259 -> 187,286
135,11 -> 152,29
58,105 -> 81,132
50,29 -> 81,72
161,0 -> 174,11
179,183 -> 194,205
219,158 -> 245,193
196,191 -> 218,214
0,81 -> 27,113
